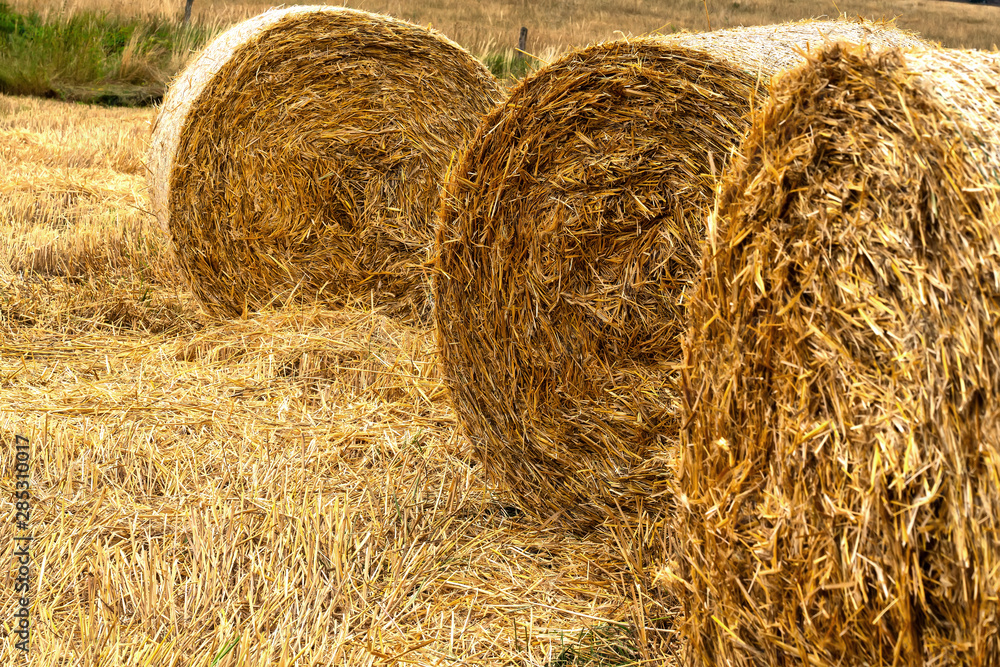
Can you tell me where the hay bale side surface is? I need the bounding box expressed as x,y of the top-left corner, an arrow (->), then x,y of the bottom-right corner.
669,45 -> 1000,665
433,20 -> 923,536
149,6 -> 504,319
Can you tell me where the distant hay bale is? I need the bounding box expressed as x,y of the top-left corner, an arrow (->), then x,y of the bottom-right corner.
149,6 -> 504,319
433,20 -> 924,535
668,45 -> 1000,665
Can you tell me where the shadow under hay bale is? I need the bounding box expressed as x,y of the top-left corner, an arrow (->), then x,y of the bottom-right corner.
433,20 -> 924,538
668,44 -> 1000,665
148,6 -> 504,320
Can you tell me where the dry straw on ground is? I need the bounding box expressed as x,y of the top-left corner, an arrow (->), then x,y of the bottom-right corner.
433,19 -> 924,540
667,45 -> 1000,665
0,302 -> 669,665
0,96 -> 176,287
149,5 -> 504,320
1,92 -> 676,666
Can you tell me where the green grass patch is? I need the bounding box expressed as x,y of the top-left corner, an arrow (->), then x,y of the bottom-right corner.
545,624 -> 643,667
482,49 -> 536,82
0,3 -> 214,105
0,4 -> 534,105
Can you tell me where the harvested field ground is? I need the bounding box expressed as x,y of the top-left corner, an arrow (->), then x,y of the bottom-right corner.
0,95 -> 674,665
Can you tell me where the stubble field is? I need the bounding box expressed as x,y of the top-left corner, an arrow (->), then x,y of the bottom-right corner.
0,95 -> 674,665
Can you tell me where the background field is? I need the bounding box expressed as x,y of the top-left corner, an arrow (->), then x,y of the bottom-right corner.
9,0 -> 1000,53
2,0 -> 996,103
0,0 -> 997,665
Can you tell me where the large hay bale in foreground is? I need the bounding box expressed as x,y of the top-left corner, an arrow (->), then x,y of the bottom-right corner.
433,20 -> 923,535
668,44 -> 1000,665
149,6 -> 504,319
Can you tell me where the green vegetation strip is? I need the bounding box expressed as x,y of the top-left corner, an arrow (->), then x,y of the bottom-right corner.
0,3 -> 533,106
0,2 -> 213,105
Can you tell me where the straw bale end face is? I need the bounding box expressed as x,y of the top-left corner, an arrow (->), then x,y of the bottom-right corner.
672,43 -> 1000,665
433,21 -> 923,539
148,6 -> 504,320
434,37 -> 767,535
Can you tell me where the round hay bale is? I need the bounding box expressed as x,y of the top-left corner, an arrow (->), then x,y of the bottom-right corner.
433,20 -> 923,536
668,44 -> 1000,665
149,6 -> 504,319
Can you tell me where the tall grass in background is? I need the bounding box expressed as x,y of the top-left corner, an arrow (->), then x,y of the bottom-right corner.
0,2 -> 215,104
